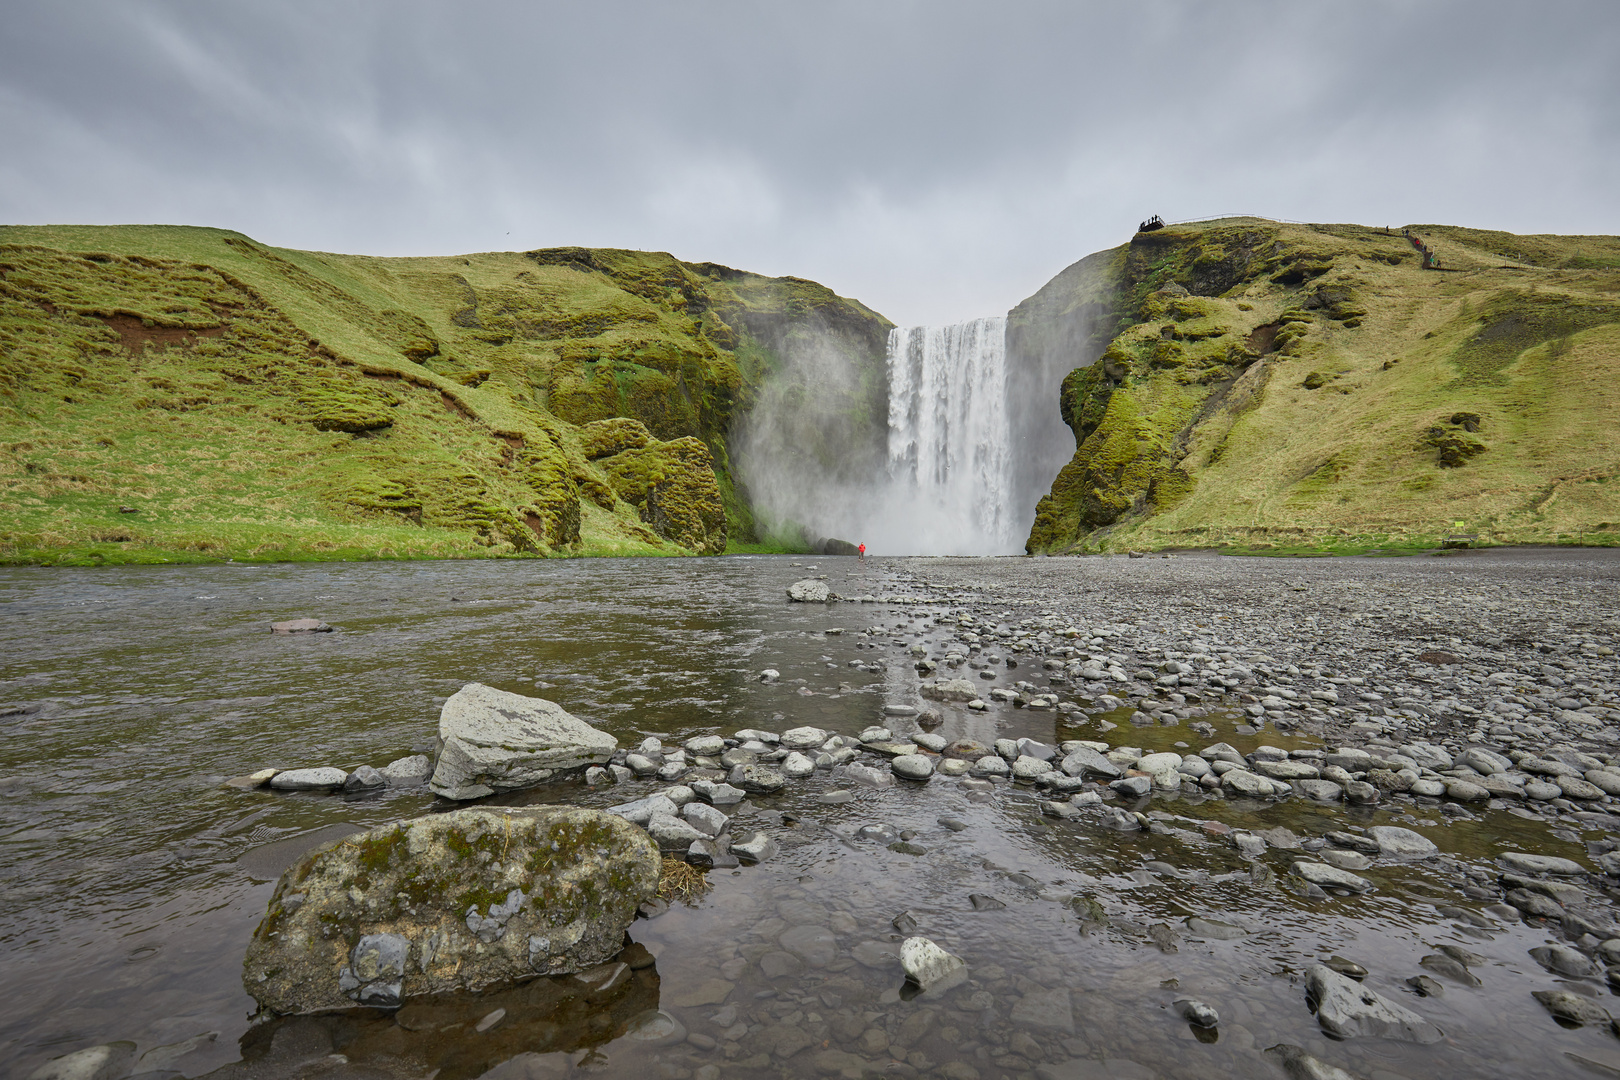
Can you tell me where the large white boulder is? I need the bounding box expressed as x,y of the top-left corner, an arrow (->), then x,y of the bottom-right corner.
429,683 -> 617,800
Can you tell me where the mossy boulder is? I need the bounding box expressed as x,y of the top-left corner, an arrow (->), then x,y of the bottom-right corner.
242,806 -> 659,1014
600,436 -> 727,553
579,417 -> 653,459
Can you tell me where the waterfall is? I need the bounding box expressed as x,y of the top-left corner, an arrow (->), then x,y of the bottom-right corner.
884,317 -> 1016,555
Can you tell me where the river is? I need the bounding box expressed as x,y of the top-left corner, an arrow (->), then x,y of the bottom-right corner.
4,552 -> 1620,1079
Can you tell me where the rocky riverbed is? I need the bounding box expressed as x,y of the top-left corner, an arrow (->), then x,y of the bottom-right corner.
7,550 -> 1620,1080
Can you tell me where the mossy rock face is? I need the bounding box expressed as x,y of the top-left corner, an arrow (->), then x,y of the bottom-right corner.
579,417 -> 652,459
243,806 -> 659,1015
601,436 -> 727,553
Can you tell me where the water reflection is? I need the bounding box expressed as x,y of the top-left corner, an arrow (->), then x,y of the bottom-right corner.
3,558 -> 1620,1079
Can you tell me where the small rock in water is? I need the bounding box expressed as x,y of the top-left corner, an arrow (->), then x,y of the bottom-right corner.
1305,963 -> 1442,1042
1500,851 -> 1586,876
1291,862 -> 1374,894
969,893 -> 1006,911
342,765 -> 386,792
270,618 -> 333,633
1175,998 -> 1219,1027
269,767 -> 347,791
891,754 -> 935,781
899,936 -> 968,993
731,830 -> 777,864
223,768 -> 279,789
690,779 -> 746,805
379,755 -> 431,785
728,764 -> 786,794
842,763 -> 895,788
25,1042 -> 137,1080
1533,989 -> 1612,1026
1264,1044 -> 1358,1080
759,669 -> 780,683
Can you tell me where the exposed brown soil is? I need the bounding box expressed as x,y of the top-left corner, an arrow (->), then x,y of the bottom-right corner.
97,313 -> 223,353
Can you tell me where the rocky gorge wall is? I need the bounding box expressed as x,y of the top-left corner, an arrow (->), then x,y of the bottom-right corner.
1017,220 -> 1620,554
0,226 -> 891,563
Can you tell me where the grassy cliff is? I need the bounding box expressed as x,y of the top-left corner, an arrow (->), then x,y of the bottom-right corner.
0,226 -> 889,564
1025,219 -> 1620,554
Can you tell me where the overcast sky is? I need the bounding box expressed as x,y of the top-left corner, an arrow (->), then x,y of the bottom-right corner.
3,1 -> 1616,325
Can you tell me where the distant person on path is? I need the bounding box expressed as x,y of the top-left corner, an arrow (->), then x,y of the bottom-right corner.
858,543 -> 866,560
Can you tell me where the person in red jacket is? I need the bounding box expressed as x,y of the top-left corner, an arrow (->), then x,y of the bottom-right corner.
858,543 -> 866,560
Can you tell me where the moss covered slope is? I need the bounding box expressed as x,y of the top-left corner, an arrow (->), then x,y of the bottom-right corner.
0,225 -> 889,564
1025,220 -> 1620,553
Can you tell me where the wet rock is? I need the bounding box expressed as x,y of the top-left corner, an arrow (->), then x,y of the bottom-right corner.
1296,779 -> 1345,802
972,755 -> 1011,778
1319,849 -> 1371,871
1304,964 -> 1442,1042
1419,953 -> 1480,985
1221,769 -> 1289,798
787,579 -> 832,603
1060,746 -> 1121,779
647,813 -> 707,849
913,732 -> 947,753
1264,1044 -> 1358,1080
1111,776 -> 1152,798
271,619 -> 333,634
1324,955 -> 1367,979
900,936 -> 968,993
379,755 -> 431,786
1506,888 -> 1566,919
1366,825 -> 1438,859
1291,862 -> 1374,894
892,754 -> 936,780
1344,781 -> 1381,805
1013,755 -> 1057,781
243,805 -> 658,1014
1558,775 -> 1606,800
842,762 -> 895,787
1533,989 -> 1612,1026
269,767 -> 347,791
921,678 -> 980,702
728,764 -> 786,794
1175,998 -> 1219,1027
780,751 -> 817,778
24,1042 -> 136,1080
1500,851 -> 1585,876
1531,944 -> 1601,977
1185,915 -> 1246,940
690,779 -> 745,805
781,726 -> 830,749
731,830 -> 777,864
969,893 -> 1006,911
342,765 -> 386,793
681,801 -> 727,836
429,683 -> 616,800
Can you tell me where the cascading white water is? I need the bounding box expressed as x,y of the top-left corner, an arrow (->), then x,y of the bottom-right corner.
884,317 -> 1016,555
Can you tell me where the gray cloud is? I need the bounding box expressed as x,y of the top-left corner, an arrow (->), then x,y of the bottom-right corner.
3,0 -> 1616,325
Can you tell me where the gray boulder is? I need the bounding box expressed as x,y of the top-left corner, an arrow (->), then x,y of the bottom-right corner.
429,683 -> 617,800
1304,964 -> 1442,1042
342,765 -> 386,793
243,806 -> 658,1014
787,579 -> 832,602
1061,747 -> 1121,779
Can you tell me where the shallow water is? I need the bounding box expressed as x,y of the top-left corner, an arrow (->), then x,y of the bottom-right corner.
3,556 -> 1619,1079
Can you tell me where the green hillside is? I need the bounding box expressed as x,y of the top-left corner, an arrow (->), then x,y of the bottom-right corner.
1024,219 -> 1620,554
0,226 -> 889,564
